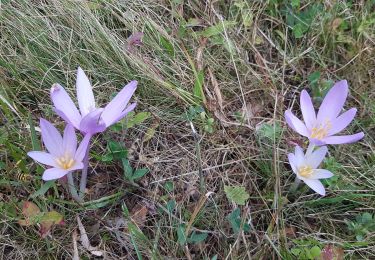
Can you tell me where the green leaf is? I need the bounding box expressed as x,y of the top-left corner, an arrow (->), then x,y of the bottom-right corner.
256,122 -> 282,141
160,36 -> 175,56
164,181 -> 174,192
227,207 -> 250,234
29,180 -> 55,199
122,158 -> 133,180
166,200 -> 176,214
28,113 -> 41,151
177,224 -> 187,245
187,231 -> 208,244
309,246 -> 321,257
224,186 -> 249,205
201,21 -> 237,38
193,70 -> 204,101
132,168 -> 149,181
126,112 -> 151,129
308,71 -> 321,86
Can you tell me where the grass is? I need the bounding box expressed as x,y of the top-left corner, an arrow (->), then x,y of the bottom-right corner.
1,0 -> 375,259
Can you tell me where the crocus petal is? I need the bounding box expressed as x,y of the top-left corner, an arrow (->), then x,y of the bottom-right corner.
62,124 -> 77,157
309,138 -> 326,146
306,146 -> 328,168
285,110 -> 309,137
288,153 -> 298,173
317,80 -> 348,122
323,132 -> 364,144
101,81 -> 137,126
79,108 -> 106,134
76,67 -> 96,117
42,168 -> 69,181
329,108 -> 357,135
27,151 -> 58,167
303,179 -> 326,196
40,118 -> 63,157
107,103 -> 137,127
294,145 -> 305,166
51,84 -> 81,129
310,169 -> 334,179
74,134 -> 91,162
69,162 -> 84,171
300,90 -> 316,129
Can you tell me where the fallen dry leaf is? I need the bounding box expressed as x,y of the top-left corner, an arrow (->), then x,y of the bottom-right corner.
321,244 -> 344,260
208,68 -> 223,111
76,216 -> 103,257
130,204 -> 148,228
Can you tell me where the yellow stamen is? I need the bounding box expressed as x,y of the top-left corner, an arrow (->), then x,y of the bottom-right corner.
298,166 -> 313,178
55,154 -> 75,170
310,119 -> 332,140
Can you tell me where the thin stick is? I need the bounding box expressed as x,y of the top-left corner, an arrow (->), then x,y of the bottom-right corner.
67,172 -> 82,202
190,121 -> 204,193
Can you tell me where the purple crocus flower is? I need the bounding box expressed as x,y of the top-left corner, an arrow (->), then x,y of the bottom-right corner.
50,67 -> 137,135
285,80 -> 364,145
27,119 -> 90,181
288,145 -> 333,196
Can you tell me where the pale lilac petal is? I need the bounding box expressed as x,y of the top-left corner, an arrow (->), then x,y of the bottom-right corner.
309,138 -> 326,146
76,67 -> 96,117
288,153 -> 297,173
310,169 -> 334,179
306,146 -> 328,168
323,132 -> 364,144
42,168 -> 69,181
107,103 -> 136,127
69,162 -> 84,171
40,118 -> 63,157
50,84 -> 81,129
79,108 -> 106,134
300,90 -> 316,129
303,179 -> 326,196
329,108 -> 357,135
294,146 -> 305,167
317,80 -> 348,122
285,110 -> 309,137
101,81 -> 137,126
74,134 -> 91,162
27,151 -> 58,167
62,124 -> 77,157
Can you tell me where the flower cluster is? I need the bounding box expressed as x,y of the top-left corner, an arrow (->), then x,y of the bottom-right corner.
285,80 -> 364,196
28,67 -> 137,201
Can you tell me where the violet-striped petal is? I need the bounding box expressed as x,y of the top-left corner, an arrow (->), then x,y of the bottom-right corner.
323,132 -> 364,144
285,110 -> 309,137
317,80 -> 348,122
101,81 -> 137,126
108,103 -> 137,127
310,169 -> 334,179
50,84 -> 81,129
306,146 -> 327,168
300,90 -> 316,129
40,118 -> 63,157
303,179 -> 326,196
76,67 -> 96,117
27,151 -> 58,167
328,108 -> 357,135
62,124 -> 77,157
79,108 -> 106,134
74,134 -> 91,162
42,168 -> 69,181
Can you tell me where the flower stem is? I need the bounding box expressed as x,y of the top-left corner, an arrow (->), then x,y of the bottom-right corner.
79,143 -> 90,200
289,177 -> 301,194
67,172 -> 82,202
